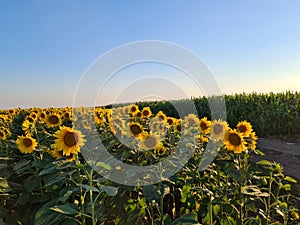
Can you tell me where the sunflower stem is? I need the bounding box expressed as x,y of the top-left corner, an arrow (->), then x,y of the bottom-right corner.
89,169 -> 96,225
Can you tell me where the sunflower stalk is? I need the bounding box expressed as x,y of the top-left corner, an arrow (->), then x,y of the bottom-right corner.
89,169 -> 96,225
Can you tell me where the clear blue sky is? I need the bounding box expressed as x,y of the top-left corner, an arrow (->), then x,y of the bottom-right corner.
1,0 -> 299,109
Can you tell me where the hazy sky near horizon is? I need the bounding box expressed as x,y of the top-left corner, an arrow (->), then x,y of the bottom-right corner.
1,1 -> 300,109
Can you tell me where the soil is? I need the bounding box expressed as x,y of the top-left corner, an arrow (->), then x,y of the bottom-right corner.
251,137 -> 300,180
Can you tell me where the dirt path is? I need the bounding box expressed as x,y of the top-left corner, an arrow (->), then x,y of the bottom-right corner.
251,137 -> 300,180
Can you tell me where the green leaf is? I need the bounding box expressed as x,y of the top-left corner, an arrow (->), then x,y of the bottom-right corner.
142,185 -> 161,201
213,204 -> 220,216
13,159 -> 31,173
60,218 -> 78,225
257,160 -> 272,166
95,162 -> 112,170
34,200 -> 66,225
79,184 -> 99,192
50,203 -> 78,215
99,185 -> 118,196
24,175 -> 42,193
0,177 -> 11,193
171,213 -> 198,225
284,176 -> 297,183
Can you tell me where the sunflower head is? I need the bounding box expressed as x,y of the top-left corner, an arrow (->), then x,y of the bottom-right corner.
0,129 -> 6,140
237,121 -> 252,137
53,126 -> 85,156
199,117 -> 211,134
155,111 -> 167,122
141,107 -> 152,118
224,129 -> 246,154
45,114 -> 62,128
139,132 -> 161,150
154,145 -> 167,156
183,114 -> 199,128
16,135 -> 38,154
129,104 -> 139,116
210,119 -> 229,141
247,131 -> 258,150
127,122 -> 144,139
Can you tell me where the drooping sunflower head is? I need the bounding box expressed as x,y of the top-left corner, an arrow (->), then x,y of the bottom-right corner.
16,135 -> 38,154
45,113 -> 62,128
247,131 -> 258,150
53,126 -> 85,156
210,119 -> 229,141
224,129 -> 246,154
141,107 -> 152,118
139,132 -> 161,150
174,119 -> 182,132
236,121 -> 252,137
183,114 -> 199,128
199,117 -> 211,134
127,122 -> 144,139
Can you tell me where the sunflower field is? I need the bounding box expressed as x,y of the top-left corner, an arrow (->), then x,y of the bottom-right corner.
0,92 -> 299,225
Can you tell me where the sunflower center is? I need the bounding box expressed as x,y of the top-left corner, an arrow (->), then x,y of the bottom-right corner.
63,132 -> 78,147
40,112 -> 46,119
228,133 -> 241,146
167,118 -> 174,126
188,119 -> 196,126
131,106 -> 137,112
200,122 -> 208,130
0,132 -> 4,138
23,138 -> 33,148
27,117 -> 34,123
49,115 -> 59,124
143,110 -> 150,117
238,125 -> 247,133
213,124 -> 224,134
130,124 -> 142,135
144,136 -> 157,149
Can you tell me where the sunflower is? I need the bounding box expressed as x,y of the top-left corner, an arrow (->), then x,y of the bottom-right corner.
154,145 -> 167,156
22,120 -> 33,134
121,106 -> 131,117
210,119 -> 229,141
183,114 -> 199,128
195,134 -> 209,143
139,132 -> 161,150
38,111 -> 47,122
45,113 -> 62,128
16,134 -> 38,154
174,120 -> 182,132
224,129 -> 246,154
94,113 -> 106,126
155,111 -> 167,122
166,117 -> 175,127
127,122 -> 144,139
199,117 -> 211,134
129,104 -> 139,116
141,107 -> 152,118
150,121 -> 166,135
0,129 -> 6,140
53,126 -> 85,156
236,121 -> 252,137
247,131 -> 258,150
